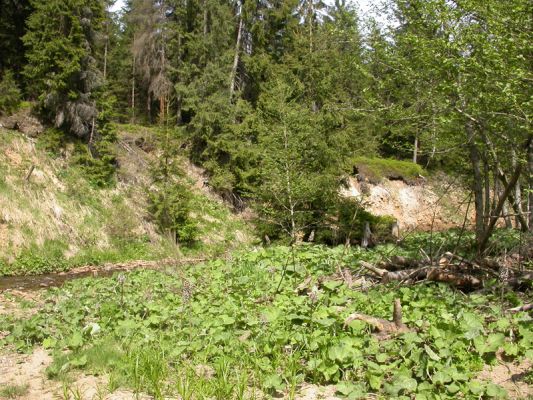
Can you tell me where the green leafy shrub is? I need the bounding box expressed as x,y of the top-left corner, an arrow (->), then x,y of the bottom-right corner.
351,156 -> 425,184
0,71 -> 22,115
36,128 -> 66,156
148,129 -> 197,244
148,184 -> 197,244
316,198 -> 396,245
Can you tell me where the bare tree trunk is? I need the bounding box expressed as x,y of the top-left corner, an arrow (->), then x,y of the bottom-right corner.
479,161 -> 524,254
159,97 -> 165,124
483,156 -> 491,227
468,127 -> 485,246
283,126 -> 296,241
512,149 -> 524,227
413,133 -> 418,164
131,55 -> 136,124
529,142 -> 533,229
203,0 -> 208,36
147,93 -> 151,123
103,39 -> 108,80
361,222 -> 372,248
308,0 -> 313,52
229,5 -> 243,102
481,131 -> 528,230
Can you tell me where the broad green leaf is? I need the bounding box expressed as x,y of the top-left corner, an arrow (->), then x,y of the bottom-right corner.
68,332 -> 83,349
424,344 -> 441,361
486,383 -> 507,398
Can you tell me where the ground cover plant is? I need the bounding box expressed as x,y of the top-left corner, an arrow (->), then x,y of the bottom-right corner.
1,245 -> 531,399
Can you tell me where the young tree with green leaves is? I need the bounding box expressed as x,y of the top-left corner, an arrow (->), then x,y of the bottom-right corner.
148,129 -> 197,244
254,77 -> 340,241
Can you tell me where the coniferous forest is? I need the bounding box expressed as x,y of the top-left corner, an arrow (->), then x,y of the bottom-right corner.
0,0 -> 532,399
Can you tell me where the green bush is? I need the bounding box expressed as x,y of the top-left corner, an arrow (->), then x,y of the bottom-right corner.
351,156 -> 425,184
148,184 -> 198,244
0,71 -> 22,115
316,197 -> 396,246
36,128 -> 66,156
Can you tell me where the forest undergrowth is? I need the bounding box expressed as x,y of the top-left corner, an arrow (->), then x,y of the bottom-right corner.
1,233 -> 531,399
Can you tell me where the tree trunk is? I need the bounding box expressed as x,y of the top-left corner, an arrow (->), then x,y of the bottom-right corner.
361,222 -> 372,248
229,6 -> 243,101
283,127 -> 296,241
529,142 -> 533,229
308,0 -> 314,52
478,161 -> 523,254
159,96 -> 165,124
413,133 -> 418,164
483,156 -> 490,227
131,55 -> 136,124
203,0 -> 208,36
512,150 -> 524,227
468,126 -> 485,246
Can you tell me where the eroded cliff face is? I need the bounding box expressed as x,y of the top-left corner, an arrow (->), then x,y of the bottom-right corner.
340,175 -> 472,233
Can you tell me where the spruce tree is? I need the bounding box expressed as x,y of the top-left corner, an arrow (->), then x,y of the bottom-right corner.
23,0 -> 105,139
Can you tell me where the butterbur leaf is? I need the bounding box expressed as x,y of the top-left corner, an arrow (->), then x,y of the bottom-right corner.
424,344 -> 441,361
432,370 -> 451,384
323,280 -> 342,290
486,383 -> 507,398
261,307 -> 281,323
68,332 -> 83,349
263,374 -> 284,390
503,342 -> 518,356
336,382 -> 366,399
42,337 -> 56,349
446,383 -> 461,394
474,333 -> 505,355
468,380 -> 485,394
71,355 -> 88,367
220,315 -> 235,325
461,312 -> 484,339
368,374 -> 382,390
384,374 -> 417,396
495,318 -> 510,330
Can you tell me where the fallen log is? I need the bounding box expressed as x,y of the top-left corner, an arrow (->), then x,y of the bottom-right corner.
344,299 -> 410,339
508,303 -> 533,313
360,261 -> 483,289
377,256 -> 425,271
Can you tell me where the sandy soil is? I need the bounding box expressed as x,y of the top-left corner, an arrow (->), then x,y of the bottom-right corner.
0,347 -> 153,400
478,356 -> 532,399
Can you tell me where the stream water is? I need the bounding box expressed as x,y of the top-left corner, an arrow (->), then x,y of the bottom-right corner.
0,258 -> 204,292
0,268 -> 131,291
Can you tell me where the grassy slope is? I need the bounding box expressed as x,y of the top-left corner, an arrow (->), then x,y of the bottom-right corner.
0,126 -> 253,275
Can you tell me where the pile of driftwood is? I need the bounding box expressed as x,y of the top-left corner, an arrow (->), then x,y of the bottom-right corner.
359,252 -> 533,292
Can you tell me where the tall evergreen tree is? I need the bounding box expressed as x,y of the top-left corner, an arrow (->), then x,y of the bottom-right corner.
0,0 -> 32,86
23,0 -> 105,139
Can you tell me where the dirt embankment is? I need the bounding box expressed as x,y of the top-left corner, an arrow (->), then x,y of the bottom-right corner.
340,175 -> 472,232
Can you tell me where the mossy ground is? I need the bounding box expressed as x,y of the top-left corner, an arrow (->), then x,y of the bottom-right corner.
351,156 -> 425,184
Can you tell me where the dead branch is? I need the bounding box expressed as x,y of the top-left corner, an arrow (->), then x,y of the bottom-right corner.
344,299 -> 410,338
25,164 -> 35,181
508,303 -> 533,313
